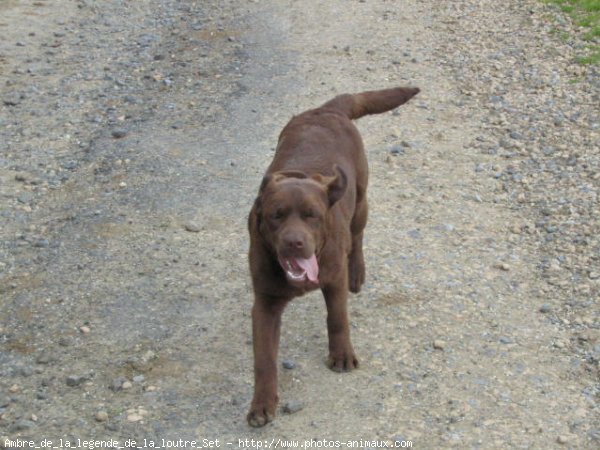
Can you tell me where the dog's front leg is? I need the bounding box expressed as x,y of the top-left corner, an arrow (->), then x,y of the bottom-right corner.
247,296 -> 287,427
322,278 -> 358,372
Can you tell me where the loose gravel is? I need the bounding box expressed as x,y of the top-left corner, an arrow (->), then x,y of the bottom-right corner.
1,0 -> 597,447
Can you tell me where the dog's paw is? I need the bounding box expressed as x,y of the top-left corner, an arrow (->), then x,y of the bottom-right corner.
247,400 -> 276,427
327,350 -> 359,372
348,256 -> 365,293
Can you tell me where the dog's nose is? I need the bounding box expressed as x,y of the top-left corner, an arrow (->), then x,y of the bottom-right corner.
287,239 -> 303,249
282,232 -> 305,250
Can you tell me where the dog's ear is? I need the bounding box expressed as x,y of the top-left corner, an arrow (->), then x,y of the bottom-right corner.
253,195 -> 262,218
253,174 -> 273,218
316,165 -> 347,207
258,174 -> 273,193
327,165 -> 348,206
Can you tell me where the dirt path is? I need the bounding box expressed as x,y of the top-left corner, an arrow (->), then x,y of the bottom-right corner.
1,0 -> 597,448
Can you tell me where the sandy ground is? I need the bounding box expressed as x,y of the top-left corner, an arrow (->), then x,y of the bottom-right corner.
1,0 -> 598,448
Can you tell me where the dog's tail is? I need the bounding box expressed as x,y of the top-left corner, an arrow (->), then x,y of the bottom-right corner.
321,86 -> 420,120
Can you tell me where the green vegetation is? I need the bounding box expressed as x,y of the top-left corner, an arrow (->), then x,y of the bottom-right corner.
543,0 -> 600,64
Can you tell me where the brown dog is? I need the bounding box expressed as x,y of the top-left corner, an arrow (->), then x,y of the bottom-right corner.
247,87 -> 420,427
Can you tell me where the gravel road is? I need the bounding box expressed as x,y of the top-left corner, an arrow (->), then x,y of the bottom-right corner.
1,0 -> 598,448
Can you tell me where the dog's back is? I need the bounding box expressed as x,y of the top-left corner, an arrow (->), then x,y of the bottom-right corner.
267,86 -> 420,178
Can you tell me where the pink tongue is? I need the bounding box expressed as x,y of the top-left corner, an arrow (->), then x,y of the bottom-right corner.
295,255 -> 319,283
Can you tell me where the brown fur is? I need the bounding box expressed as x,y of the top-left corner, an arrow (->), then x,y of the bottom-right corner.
247,87 -> 420,427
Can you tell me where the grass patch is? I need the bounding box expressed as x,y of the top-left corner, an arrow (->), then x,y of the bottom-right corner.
578,49 -> 600,64
543,0 -> 600,64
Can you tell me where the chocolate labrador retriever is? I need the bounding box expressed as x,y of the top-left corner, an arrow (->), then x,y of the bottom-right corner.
247,86 -> 419,427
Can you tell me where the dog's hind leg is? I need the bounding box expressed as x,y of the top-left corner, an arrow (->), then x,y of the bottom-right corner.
348,196 -> 367,293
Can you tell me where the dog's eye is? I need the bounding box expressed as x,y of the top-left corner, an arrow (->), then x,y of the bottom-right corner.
271,210 -> 284,220
302,210 -> 317,219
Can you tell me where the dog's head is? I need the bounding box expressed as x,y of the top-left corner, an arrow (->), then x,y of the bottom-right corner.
253,165 -> 347,287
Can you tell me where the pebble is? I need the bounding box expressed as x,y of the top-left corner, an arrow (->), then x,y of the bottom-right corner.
499,336 -> 514,345
66,375 -> 87,387
36,353 -> 53,365
124,95 -> 138,104
95,411 -> 109,422
433,340 -> 446,350
539,304 -> 552,314
0,396 -> 10,407
282,359 -> 296,369
133,375 -> 145,383
509,131 -> 523,140
110,377 -> 127,392
587,428 -> 600,441
33,238 -> 50,248
11,419 -> 35,432
14,173 -> 29,182
111,128 -> 128,139
510,224 -> 522,234
393,436 -> 409,446
3,93 -> 22,106
18,365 -> 33,377
17,192 -> 33,204
58,336 -> 72,346
389,145 -> 405,156
556,435 -> 569,444
79,325 -> 91,334
282,400 -> 304,414
184,222 -> 201,232
121,381 -> 133,390
62,161 -> 77,170
494,262 -> 510,271
127,413 -> 143,422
